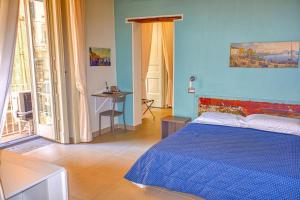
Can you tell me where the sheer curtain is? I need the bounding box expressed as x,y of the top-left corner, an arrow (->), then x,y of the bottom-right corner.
161,22 -> 174,107
65,0 -> 92,142
0,0 -> 20,136
141,23 -> 153,99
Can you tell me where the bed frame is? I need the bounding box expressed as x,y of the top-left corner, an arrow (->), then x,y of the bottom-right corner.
199,97 -> 300,118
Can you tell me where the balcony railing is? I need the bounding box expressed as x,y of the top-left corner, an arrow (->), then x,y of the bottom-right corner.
1,95 -> 33,142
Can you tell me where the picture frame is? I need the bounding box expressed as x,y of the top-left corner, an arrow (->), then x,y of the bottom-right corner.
230,41 -> 300,68
89,47 -> 111,66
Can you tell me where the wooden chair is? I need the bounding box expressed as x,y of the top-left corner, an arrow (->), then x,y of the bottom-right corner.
99,95 -> 127,134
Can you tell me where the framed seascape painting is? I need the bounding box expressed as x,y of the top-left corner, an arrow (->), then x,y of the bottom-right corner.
89,47 -> 111,66
230,41 -> 300,68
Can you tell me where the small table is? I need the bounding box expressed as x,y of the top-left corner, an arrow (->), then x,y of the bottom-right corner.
91,91 -> 132,98
161,116 -> 191,139
91,91 -> 132,133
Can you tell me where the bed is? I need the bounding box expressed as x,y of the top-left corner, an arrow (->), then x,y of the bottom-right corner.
125,98 -> 300,200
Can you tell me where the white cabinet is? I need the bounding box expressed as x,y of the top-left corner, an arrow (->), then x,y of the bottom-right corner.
0,151 -> 68,200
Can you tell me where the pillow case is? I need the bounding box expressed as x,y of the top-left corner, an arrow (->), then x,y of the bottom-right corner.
193,112 -> 246,127
246,114 -> 300,136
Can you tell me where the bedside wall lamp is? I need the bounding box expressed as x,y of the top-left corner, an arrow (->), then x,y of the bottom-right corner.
188,75 -> 196,93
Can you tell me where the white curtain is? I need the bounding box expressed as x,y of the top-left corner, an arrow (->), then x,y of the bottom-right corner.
141,23 -> 153,99
66,0 -> 92,142
0,0 -> 20,136
162,22 -> 174,107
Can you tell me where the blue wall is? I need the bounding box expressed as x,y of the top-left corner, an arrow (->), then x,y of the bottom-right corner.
115,0 -> 300,124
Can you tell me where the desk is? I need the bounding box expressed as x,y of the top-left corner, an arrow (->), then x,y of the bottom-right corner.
91,91 -> 132,98
92,91 -> 132,133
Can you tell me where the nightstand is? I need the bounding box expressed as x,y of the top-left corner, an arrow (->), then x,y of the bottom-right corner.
161,116 -> 191,139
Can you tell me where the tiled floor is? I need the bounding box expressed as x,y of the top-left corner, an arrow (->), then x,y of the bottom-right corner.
25,108 -> 203,200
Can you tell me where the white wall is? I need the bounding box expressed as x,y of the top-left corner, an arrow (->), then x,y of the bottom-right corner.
85,0 -> 116,133
132,23 -> 142,126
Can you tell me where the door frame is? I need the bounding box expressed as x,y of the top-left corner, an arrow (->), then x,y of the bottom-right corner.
24,0 -> 56,140
128,14 -> 183,126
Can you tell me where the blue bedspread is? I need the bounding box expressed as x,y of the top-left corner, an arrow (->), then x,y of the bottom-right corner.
125,123 -> 300,200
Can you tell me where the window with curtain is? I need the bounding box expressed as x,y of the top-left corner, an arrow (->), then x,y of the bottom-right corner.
1,0 -> 33,140
1,0 -> 83,143
1,0 -> 56,142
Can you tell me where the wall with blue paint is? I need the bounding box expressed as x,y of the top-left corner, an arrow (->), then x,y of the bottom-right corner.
115,0 -> 300,124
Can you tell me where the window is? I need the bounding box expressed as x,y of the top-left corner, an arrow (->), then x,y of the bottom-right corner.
28,0 -> 53,125
1,0 -> 33,141
1,0 -> 55,142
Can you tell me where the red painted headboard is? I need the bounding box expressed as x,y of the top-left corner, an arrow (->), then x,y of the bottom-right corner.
199,97 -> 300,118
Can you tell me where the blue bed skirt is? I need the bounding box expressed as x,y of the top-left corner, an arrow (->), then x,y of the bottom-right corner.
125,123 -> 300,200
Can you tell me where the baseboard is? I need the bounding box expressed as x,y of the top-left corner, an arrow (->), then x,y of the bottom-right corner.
68,124 -> 141,143
92,124 -> 141,137
92,127 -> 111,137
69,137 -> 74,144
115,124 -> 141,131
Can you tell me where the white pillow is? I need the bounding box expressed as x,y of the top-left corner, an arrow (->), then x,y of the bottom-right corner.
246,114 -> 300,136
193,112 -> 246,127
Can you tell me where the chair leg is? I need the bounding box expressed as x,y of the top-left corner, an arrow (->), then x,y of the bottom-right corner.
123,115 -> 127,131
29,119 -> 33,134
112,116 -> 115,133
99,114 -> 102,134
110,116 -> 113,133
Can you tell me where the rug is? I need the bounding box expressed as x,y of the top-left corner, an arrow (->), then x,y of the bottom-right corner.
4,137 -> 54,154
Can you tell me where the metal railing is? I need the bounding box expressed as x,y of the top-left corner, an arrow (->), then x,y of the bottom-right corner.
1,96 -> 32,138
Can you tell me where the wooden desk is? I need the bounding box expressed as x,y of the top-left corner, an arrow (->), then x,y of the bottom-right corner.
91,91 -> 132,98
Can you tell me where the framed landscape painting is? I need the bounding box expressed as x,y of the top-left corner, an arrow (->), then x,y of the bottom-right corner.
89,47 -> 111,66
230,41 -> 300,68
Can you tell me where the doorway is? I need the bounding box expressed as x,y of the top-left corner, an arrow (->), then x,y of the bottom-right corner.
129,15 -> 182,126
146,22 -> 166,108
1,0 -> 57,143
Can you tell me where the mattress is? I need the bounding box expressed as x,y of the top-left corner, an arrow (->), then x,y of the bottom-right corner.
125,123 -> 300,200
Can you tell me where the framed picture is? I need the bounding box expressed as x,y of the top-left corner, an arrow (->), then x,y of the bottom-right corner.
89,47 -> 111,66
230,41 -> 300,68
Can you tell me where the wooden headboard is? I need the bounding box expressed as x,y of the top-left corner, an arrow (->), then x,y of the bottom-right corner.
199,97 -> 300,118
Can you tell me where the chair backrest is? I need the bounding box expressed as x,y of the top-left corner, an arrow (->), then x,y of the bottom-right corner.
11,91 -> 33,121
112,95 -> 126,113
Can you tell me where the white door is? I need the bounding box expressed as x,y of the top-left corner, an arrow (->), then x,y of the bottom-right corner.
146,23 -> 165,108
27,0 -> 56,140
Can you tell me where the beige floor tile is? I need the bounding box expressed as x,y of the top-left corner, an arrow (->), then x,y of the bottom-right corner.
68,170 -> 118,200
54,151 -> 113,175
69,194 -> 84,200
24,143 -> 73,162
25,108 -> 204,200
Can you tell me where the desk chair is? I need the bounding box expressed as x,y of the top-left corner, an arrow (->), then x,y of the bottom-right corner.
99,95 -> 127,134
